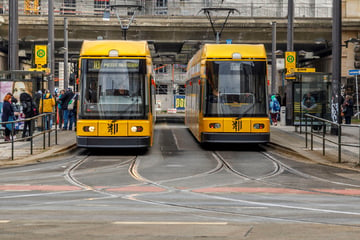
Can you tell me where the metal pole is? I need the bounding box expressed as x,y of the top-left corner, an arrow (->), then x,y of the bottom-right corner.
287,0 -> 294,52
285,0 -> 294,126
338,124 -> 342,163
9,0 -> 19,70
331,0 -> 342,134
48,0 -> 55,94
64,18 -> 69,90
271,21 -> 277,95
356,75 -> 359,119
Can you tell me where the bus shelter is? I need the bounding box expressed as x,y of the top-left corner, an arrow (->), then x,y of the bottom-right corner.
288,72 -> 332,127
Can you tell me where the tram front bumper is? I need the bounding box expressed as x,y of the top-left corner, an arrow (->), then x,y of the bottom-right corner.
77,136 -> 151,148
201,132 -> 270,144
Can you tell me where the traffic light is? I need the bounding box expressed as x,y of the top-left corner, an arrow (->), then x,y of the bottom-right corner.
354,44 -> 360,69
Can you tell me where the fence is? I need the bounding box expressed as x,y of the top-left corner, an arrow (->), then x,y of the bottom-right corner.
0,112 -> 58,160
304,114 -> 360,164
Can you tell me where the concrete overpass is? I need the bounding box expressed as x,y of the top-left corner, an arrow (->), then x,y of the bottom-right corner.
0,15 -> 337,66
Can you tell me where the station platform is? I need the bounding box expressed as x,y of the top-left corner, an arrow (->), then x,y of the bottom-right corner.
0,115 -> 359,171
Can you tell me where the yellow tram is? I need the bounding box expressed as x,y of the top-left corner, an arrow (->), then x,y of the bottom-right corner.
185,44 -> 270,143
76,40 -> 156,148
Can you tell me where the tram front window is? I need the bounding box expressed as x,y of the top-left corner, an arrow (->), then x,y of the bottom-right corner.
205,61 -> 267,117
80,59 -> 147,119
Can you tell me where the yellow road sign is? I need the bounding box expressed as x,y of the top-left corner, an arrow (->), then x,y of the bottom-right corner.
294,68 -> 316,73
35,45 -> 47,65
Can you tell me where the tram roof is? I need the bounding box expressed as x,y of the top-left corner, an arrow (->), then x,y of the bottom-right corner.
188,44 -> 267,67
80,40 -> 151,57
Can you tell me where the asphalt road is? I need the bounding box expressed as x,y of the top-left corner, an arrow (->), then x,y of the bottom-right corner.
1,123 -> 360,239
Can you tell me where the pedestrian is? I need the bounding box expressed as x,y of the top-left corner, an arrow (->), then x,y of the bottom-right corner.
69,92 -> 78,131
20,92 -> 37,140
269,95 -> 280,126
342,95 -> 354,124
1,93 -> 16,141
39,90 -> 55,130
57,89 -> 65,130
62,87 -> 75,130
34,90 -> 43,131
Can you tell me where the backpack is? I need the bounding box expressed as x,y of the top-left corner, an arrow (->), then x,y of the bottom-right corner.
270,100 -> 280,112
21,100 -> 38,117
68,94 -> 77,110
274,100 -> 280,112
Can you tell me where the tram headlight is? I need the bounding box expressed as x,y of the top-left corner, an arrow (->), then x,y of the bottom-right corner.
209,123 -> 221,129
232,52 -> 242,59
83,126 -> 96,132
253,123 -> 265,129
131,126 -> 143,132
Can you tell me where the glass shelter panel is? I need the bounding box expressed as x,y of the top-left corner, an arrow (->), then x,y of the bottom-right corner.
293,73 -> 331,125
79,59 -> 147,120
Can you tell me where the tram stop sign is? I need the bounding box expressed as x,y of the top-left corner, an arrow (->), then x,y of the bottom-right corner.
285,52 -> 296,79
34,45 -> 47,66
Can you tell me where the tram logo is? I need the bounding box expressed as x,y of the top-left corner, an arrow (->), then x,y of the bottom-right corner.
107,123 -> 119,135
232,120 -> 242,132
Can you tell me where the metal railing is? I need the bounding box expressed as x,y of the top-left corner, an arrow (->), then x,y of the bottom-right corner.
0,112 -> 58,160
304,114 -> 360,164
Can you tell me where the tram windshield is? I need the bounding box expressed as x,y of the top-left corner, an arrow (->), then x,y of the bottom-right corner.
79,59 -> 147,119
205,61 -> 267,117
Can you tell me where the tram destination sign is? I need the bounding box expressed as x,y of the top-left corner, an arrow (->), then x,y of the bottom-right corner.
349,69 -> 360,75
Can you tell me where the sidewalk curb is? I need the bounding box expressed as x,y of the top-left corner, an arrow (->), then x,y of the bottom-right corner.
268,129 -> 360,172
0,143 -> 77,168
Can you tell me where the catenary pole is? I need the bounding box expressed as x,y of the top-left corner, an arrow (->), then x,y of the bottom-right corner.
271,21 -> 277,95
9,0 -> 19,71
331,0 -> 342,130
64,18 -> 69,90
48,0 -> 55,94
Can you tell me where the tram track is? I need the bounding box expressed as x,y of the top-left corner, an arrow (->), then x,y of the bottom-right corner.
124,152 -> 360,227
10,141 -> 359,226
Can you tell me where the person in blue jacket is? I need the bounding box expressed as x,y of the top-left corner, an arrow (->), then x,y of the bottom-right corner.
269,95 -> 280,126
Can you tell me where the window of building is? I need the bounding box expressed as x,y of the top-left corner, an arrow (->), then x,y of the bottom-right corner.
94,0 -> 109,9
156,85 -> 168,95
155,64 -> 167,74
61,0 -> 76,15
178,85 -> 185,95
156,0 -> 167,8
155,0 -> 167,15
94,0 -> 109,15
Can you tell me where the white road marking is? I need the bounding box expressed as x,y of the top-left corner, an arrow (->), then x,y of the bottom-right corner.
112,221 -> 228,225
